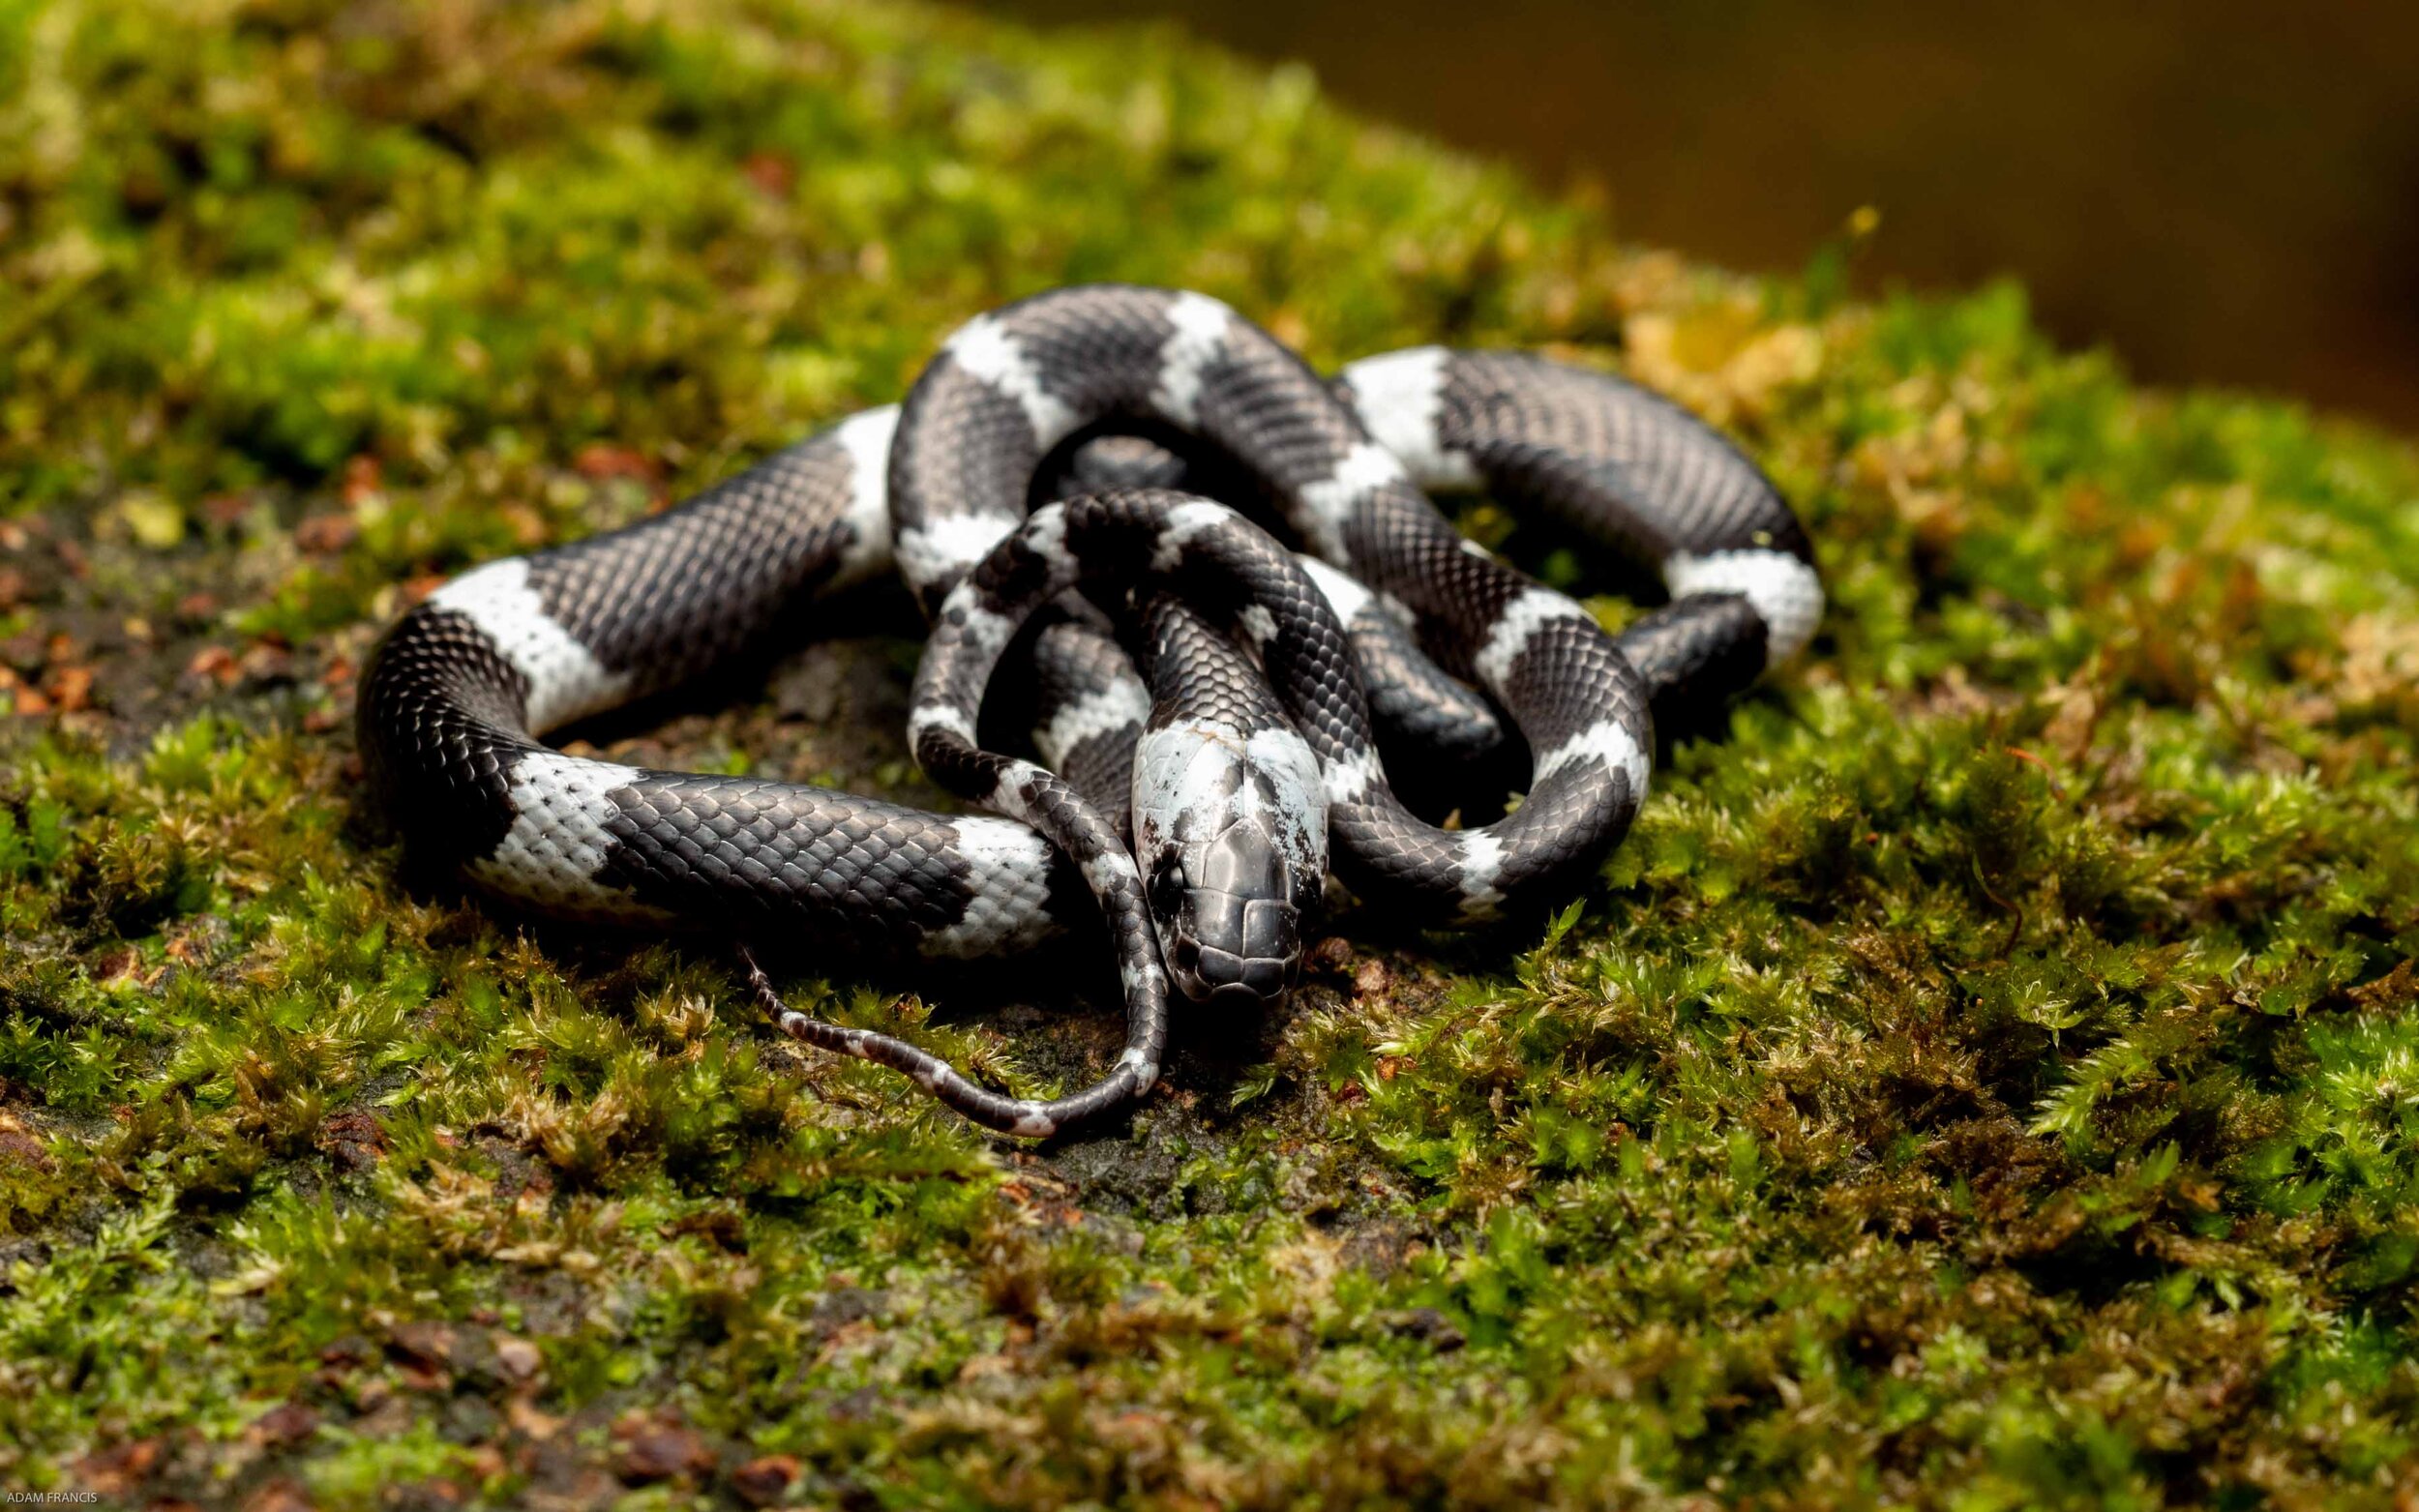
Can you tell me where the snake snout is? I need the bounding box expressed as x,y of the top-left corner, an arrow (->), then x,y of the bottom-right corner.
1173,890 -> 1299,1005
1158,826 -> 1300,1009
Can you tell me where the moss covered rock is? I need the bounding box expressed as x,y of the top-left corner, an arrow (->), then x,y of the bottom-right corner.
4,0 -> 2417,1505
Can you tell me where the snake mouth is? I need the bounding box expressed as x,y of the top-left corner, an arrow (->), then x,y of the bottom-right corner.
1166,889 -> 1299,1007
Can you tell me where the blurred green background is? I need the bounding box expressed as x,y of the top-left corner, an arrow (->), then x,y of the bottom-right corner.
985,0 -> 2419,430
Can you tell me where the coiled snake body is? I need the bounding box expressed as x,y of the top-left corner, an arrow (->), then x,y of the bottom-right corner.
359,284 -> 1820,1136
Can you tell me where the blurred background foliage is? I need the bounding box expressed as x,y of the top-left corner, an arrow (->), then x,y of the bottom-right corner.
992,0 -> 2419,430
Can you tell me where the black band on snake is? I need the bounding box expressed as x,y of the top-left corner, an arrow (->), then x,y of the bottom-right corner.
357,283 -> 1821,1138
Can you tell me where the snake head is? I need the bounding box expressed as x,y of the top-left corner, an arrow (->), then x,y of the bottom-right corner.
1152,821 -> 1301,1006
1133,719 -> 1329,1012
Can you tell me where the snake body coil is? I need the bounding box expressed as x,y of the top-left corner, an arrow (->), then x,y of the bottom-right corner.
359,284 -> 1820,1136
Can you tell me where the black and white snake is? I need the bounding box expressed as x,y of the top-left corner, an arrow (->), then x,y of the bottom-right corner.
358,284 -> 1820,1137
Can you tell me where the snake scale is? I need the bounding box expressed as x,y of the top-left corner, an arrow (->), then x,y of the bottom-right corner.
359,284 -> 1821,1137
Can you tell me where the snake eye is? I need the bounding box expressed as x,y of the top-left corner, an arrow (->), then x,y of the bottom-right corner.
1149,859 -> 1184,920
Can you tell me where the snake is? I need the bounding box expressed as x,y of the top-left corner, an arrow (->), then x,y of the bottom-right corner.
357,283 -> 1820,1137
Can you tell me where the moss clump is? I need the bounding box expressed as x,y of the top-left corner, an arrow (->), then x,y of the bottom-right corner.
4,0 -> 2417,1505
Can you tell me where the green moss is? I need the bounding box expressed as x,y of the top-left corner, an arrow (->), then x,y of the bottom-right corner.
4,0 -> 2418,1505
